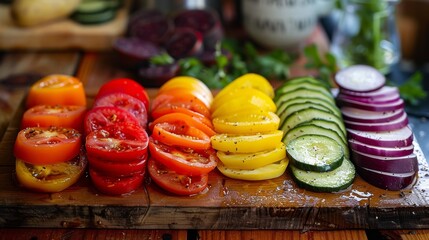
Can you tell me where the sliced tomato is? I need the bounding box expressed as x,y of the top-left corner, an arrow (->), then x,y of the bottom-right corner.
210,130 -> 283,153
88,154 -> 147,177
21,105 -> 86,131
151,92 -> 211,118
150,105 -> 213,129
151,122 -> 210,150
14,126 -> 82,165
149,112 -> 215,137
93,92 -> 148,128
158,76 -> 212,106
85,123 -> 149,162
148,158 -> 208,195
95,78 -> 150,113
84,106 -> 141,135
26,74 -> 86,109
149,138 -> 217,175
89,168 -> 144,195
212,111 -> 280,134
157,87 -> 212,109
217,159 -> 288,181
15,147 -> 87,193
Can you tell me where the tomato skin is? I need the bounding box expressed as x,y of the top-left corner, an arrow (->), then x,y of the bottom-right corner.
148,139 -> 217,175
21,105 -> 86,131
147,158 -> 208,196
89,168 -> 144,195
14,126 -> 82,165
93,92 -> 148,128
26,75 -> 86,109
88,154 -> 147,177
95,78 -> 150,113
151,92 -> 211,118
15,148 -> 87,193
152,122 -> 211,150
85,123 -> 149,162
84,106 -> 141,135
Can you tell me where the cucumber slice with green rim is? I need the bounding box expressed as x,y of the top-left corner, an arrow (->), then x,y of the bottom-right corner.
72,9 -> 117,25
298,119 -> 347,143
282,123 -> 349,158
279,76 -> 326,88
278,102 -> 335,128
290,158 -> 355,192
275,88 -> 335,108
275,80 -> 332,101
281,107 -> 347,137
276,97 -> 342,119
287,135 -> 344,172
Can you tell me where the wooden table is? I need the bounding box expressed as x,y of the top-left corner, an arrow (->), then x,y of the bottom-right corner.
1,33 -> 429,240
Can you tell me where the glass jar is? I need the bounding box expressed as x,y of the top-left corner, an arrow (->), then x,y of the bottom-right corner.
331,0 -> 401,73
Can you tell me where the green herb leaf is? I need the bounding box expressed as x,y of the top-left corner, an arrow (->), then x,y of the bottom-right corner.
150,52 -> 174,65
303,44 -> 337,88
396,72 -> 427,105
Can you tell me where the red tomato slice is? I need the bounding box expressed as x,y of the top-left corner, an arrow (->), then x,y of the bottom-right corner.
21,105 -> 86,131
85,123 -> 149,162
88,154 -> 147,177
84,106 -> 141,135
148,158 -> 208,196
151,92 -> 211,118
150,105 -> 213,129
95,78 -> 150,113
93,92 -> 148,128
149,112 -> 215,137
89,168 -> 144,195
151,122 -> 211,150
149,138 -> 217,175
14,126 -> 82,165
26,74 -> 86,109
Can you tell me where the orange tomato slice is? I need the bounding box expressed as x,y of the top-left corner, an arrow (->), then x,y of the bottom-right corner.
21,105 -> 86,131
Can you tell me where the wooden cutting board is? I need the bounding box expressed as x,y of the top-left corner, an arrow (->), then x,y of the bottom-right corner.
0,91 -> 429,230
0,1 -> 130,51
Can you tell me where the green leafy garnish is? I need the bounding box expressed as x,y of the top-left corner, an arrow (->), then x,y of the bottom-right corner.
303,44 -> 338,88
394,72 -> 427,105
150,52 -> 174,65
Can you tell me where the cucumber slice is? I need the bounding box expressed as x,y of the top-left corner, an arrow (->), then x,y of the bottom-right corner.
281,107 -> 347,137
278,102 -> 334,127
276,97 -> 342,119
283,123 -> 349,158
75,0 -> 122,14
72,9 -> 117,25
290,158 -> 355,192
275,88 -> 335,108
287,135 -> 344,172
275,80 -> 332,101
298,119 -> 347,143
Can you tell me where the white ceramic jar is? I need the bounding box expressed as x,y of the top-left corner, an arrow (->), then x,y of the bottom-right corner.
242,0 -> 329,50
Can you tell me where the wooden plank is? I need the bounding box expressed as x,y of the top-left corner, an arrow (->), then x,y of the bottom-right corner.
0,0 -> 130,51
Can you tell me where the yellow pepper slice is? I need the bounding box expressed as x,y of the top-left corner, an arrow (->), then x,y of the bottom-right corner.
217,158 -> 289,181
214,73 -> 274,101
211,93 -> 276,118
217,142 -> 286,169
211,130 -> 283,153
212,88 -> 272,112
213,111 -> 280,134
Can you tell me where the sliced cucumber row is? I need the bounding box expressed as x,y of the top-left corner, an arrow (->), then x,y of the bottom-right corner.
71,0 -> 123,25
275,77 -> 354,192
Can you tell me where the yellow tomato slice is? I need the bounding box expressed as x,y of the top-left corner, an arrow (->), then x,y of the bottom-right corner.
217,158 -> 289,181
214,73 -> 274,101
213,111 -> 280,134
211,130 -> 283,153
211,88 -> 273,112
211,93 -> 276,118
217,142 -> 286,169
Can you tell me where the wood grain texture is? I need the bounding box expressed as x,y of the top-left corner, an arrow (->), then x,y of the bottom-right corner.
0,1 -> 130,51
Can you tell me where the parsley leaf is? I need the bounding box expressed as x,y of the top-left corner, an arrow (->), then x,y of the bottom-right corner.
396,72 -> 427,105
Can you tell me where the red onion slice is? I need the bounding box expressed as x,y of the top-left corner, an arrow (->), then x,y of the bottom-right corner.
348,138 -> 414,157
340,86 -> 399,98
344,112 -> 408,132
337,97 -> 404,112
335,65 -> 386,92
347,126 -> 414,148
337,91 -> 400,104
356,166 -> 417,191
351,149 -> 418,173
341,107 -> 404,123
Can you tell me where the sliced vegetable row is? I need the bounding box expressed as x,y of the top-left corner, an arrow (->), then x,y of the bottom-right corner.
275,77 -> 355,192
147,76 -> 218,195
84,78 -> 150,195
210,73 -> 288,181
335,65 -> 417,190
14,75 -> 87,193
71,0 -> 123,25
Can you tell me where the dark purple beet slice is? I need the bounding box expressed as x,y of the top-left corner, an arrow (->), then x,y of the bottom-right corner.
197,48 -> 232,66
165,28 -> 203,59
129,15 -> 172,45
113,38 -> 161,69
138,63 -> 180,87
173,9 -> 223,49
127,9 -> 164,34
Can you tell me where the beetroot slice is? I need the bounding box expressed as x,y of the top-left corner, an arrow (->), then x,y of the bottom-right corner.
356,166 -> 417,191
113,38 -> 161,69
138,63 -> 180,87
335,65 -> 386,92
166,28 -> 203,59
351,149 -> 418,174
344,112 -> 408,132
129,15 -> 172,44
348,138 -> 414,158
128,9 -> 164,34
347,126 -> 414,148
340,107 -> 404,123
